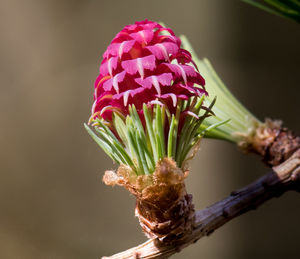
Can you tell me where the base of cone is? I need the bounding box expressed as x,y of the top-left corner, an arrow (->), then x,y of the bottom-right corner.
103,158 -> 195,241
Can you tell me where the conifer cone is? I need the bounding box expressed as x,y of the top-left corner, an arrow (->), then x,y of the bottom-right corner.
92,19 -> 206,121
91,20 -> 208,241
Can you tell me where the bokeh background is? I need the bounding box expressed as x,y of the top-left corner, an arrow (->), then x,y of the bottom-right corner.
1,0 -> 299,258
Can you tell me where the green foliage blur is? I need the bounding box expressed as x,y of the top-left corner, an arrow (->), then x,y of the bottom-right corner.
243,0 -> 300,23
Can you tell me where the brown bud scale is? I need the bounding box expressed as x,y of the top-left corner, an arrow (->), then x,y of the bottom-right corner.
238,119 -> 300,166
103,158 -> 195,242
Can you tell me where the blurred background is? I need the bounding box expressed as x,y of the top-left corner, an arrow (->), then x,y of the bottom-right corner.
0,0 -> 299,258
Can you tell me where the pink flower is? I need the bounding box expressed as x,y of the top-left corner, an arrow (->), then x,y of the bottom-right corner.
92,19 -> 207,121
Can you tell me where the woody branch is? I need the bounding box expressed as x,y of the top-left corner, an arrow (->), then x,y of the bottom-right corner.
103,148 -> 300,259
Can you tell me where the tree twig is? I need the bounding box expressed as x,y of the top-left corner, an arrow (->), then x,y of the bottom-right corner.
103,149 -> 300,259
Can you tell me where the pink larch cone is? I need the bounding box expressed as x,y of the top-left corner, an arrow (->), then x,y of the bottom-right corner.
91,19 -> 207,122
90,20 -> 211,241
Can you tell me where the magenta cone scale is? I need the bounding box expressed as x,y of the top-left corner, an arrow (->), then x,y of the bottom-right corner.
91,20 -> 207,122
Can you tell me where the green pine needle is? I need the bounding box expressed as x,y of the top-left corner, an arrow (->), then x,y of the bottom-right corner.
167,114 -> 176,158
86,95 -> 224,175
143,104 -> 158,163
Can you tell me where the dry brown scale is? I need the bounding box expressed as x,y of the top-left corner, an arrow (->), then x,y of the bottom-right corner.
238,119 -> 300,166
103,158 -> 195,242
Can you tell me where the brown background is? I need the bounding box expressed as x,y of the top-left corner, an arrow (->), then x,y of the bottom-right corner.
0,0 -> 299,258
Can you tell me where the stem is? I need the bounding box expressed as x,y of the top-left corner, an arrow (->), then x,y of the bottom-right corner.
103,148 -> 300,259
